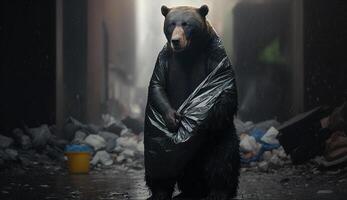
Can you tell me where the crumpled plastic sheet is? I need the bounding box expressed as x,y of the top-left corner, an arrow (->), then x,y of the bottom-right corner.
147,56 -> 235,144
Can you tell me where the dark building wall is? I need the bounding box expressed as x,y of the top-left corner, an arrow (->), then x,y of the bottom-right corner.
1,1 -> 56,131
233,0 -> 292,122
62,0 -> 88,122
304,0 -> 347,109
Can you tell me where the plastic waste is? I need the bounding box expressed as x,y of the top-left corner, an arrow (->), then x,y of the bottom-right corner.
83,134 -> 106,151
261,126 -> 280,145
98,131 -> 119,152
147,56 -> 235,144
90,150 -> 113,166
144,31 -> 238,179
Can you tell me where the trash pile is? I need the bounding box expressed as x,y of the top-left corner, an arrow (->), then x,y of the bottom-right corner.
235,118 -> 291,172
0,114 -> 145,172
237,102 -> 347,172
0,125 -> 67,171
1,102 -> 346,174
63,115 -> 144,170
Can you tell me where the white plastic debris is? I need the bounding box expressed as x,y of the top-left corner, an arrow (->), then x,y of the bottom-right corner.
116,136 -> 142,153
90,150 -> 113,166
272,147 -> 287,159
83,134 -> 106,151
121,149 -> 135,158
261,126 -> 280,145
234,118 -> 254,135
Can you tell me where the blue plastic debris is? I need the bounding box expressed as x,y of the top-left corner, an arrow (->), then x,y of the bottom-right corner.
241,129 -> 280,164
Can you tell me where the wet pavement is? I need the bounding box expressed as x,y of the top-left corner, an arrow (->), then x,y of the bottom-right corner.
1,164 -> 347,200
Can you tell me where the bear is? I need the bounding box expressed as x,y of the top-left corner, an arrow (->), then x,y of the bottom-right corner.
144,5 -> 240,200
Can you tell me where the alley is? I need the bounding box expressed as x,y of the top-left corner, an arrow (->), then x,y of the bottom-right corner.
1,163 -> 346,200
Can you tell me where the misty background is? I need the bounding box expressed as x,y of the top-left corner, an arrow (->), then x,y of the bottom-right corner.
1,0 -> 346,132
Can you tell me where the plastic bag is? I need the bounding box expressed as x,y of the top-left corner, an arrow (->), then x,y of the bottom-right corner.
147,56 -> 235,144
144,32 -> 237,179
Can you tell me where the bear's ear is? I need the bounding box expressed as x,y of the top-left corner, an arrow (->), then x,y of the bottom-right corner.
198,5 -> 209,17
161,5 -> 170,17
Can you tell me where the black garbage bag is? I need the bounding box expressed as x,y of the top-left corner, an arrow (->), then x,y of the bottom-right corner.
144,34 -> 237,179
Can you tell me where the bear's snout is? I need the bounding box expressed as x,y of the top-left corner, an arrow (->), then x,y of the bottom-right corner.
171,26 -> 188,52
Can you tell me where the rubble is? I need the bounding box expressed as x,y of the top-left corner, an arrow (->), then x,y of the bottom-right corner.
83,134 -> 106,151
261,126 -> 279,145
12,128 -> 32,149
98,131 -> 119,152
121,116 -> 144,135
72,130 -> 87,144
1,101 -> 344,175
0,135 -> 14,149
5,149 -> 18,160
91,150 -> 113,166
27,124 -> 52,148
60,116 -> 145,169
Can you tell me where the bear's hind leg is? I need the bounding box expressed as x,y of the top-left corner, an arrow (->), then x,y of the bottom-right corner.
175,155 -> 209,199
146,177 -> 175,200
204,131 -> 240,199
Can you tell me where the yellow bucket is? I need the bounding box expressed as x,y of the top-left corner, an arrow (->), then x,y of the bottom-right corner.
65,152 -> 91,174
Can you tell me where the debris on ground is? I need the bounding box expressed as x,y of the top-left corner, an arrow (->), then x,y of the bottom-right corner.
12,128 -> 32,149
0,135 -> 14,149
1,101 -> 346,176
238,101 -> 347,172
26,124 -> 52,148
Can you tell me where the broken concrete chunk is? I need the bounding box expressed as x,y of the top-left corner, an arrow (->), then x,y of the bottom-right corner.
0,135 -> 14,149
12,128 -> 32,150
83,134 -> 106,151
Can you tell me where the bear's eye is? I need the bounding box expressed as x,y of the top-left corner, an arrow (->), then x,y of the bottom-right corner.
170,22 -> 176,26
182,22 -> 188,27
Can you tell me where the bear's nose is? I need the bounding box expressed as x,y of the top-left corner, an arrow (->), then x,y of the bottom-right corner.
171,39 -> 180,46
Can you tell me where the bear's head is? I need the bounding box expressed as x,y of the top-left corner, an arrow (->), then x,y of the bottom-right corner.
161,5 -> 210,53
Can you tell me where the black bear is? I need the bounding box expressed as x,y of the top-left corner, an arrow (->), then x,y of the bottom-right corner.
144,5 -> 240,200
